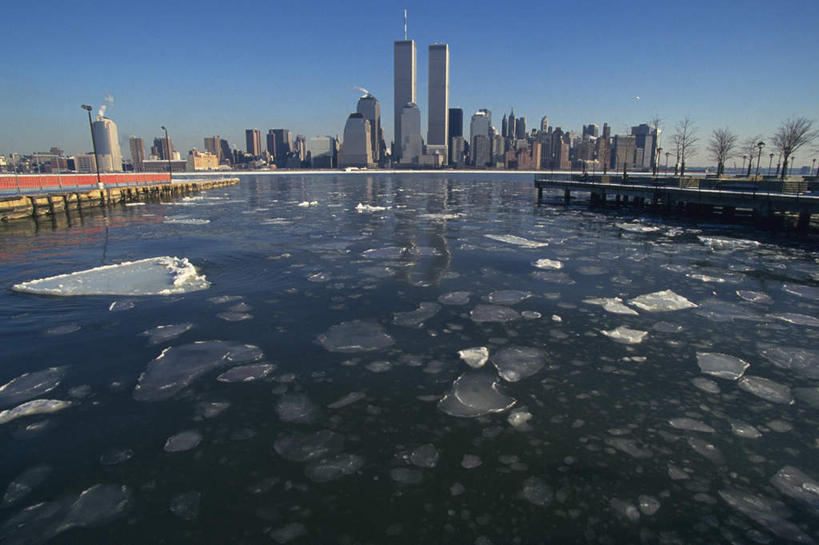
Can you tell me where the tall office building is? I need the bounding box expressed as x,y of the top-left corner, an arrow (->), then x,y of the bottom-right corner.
611,134 -> 637,170
270,129 -> 292,166
400,103 -> 422,165
129,136 -> 145,171
583,123 -> 600,138
515,117 -> 527,140
393,39 -> 416,162
356,94 -> 382,164
204,136 -> 222,162
339,114 -> 373,168
219,139 -> 232,165
448,108 -> 463,139
540,116 -> 549,133
151,136 -> 174,160
308,136 -> 337,168
427,43 -> 449,154
92,117 -> 122,172
630,123 -> 660,171
245,129 -> 262,156
470,110 -> 492,167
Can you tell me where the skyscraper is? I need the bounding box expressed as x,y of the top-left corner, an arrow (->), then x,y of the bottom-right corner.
393,39 -> 416,162
515,117 -> 527,140
400,103 -> 422,166
339,114 -> 373,168
92,117 -> 122,172
204,136 -> 222,162
270,129 -> 292,167
151,136 -> 173,160
448,108 -> 463,139
470,110 -> 492,167
427,43 -> 449,154
540,116 -> 549,133
129,136 -> 145,171
245,129 -> 262,156
308,136 -> 337,168
357,94 -> 382,164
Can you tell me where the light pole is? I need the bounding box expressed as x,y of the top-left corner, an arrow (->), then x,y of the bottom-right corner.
81,105 -> 103,188
656,147 -> 663,177
741,155 -> 747,175
768,153 -> 774,176
161,126 -> 172,181
755,141 -> 764,177
812,158 -> 816,176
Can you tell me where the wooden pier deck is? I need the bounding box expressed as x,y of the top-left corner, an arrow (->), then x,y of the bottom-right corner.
535,175 -> 819,233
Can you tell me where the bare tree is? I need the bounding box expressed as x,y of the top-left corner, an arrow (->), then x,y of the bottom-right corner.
708,128 -> 737,177
772,117 -> 818,179
673,117 -> 698,176
740,135 -> 762,177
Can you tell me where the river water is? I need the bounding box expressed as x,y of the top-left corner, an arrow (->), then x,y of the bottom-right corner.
0,173 -> 818,544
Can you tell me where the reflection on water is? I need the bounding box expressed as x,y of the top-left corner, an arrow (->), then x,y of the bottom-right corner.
0,173 -> 818,544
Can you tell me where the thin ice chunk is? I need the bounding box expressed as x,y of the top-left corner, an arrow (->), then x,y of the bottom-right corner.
719,488 -> 815,544
393,302 -> 440,328
58,484 -> 131,531
452,373 -> 516,413
458,347 -> 489,368
274,430 -> 344,462
487,291 -> 531,305
770,466 -> 819,510
738,376 -> 793,405
737,290 -> 772,304
604,437 -> 652,458
0,399 -> 72,424
771,313 -> 819,327
438,393 -> 493,418
390,468 -> 424,484
164,430 -> 202,452
729,420 -> 763,439
485,234 -> 548,248
461,454 -> 482,469
492,346 -> 546,382
628,290 -> 697,312
668,418 -> 716,433
601,326 -> 647,344
12,257 -> 209,296
532,258 -> 563,270
691,377 -> 721,394
0,367 -> 66,408
638,495 -> 661,515
470,305 -> 520,323
327,392 -> 365,409
696,352 -> 749,380
2,465 -> 52,507
276,394 -> 317,423
305,453 -> 364,482
216,363 -> 275,383
687,437 -> 724,464
410,444 -> 440,468
141,323 -> 193,345
521,476 -> 553,506
610,498 -> 641,522
583,297 -> 639,315
133,341 -> 263,401
760,346 -> 819,379
100,448 -> 134,465
316,321 -> 394,352
438,291 -> 471,305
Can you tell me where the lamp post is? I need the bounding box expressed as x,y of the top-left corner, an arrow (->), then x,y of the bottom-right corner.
755,141 -> 764,177
656,147 -> 663,177
741,155 -> 747,175
768,153 -> 774,176
81,105 -> 103,188
161,126 -> 172,181
812,158 -> 816,176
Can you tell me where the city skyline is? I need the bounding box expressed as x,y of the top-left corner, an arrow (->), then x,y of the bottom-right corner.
1,0 -> 818,166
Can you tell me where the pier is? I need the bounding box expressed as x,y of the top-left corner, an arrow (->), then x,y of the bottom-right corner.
535,174 -> 819,233
0,174 -> 238,222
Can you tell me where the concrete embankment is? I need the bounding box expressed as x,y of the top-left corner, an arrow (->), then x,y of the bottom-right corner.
0,179 -> 238,222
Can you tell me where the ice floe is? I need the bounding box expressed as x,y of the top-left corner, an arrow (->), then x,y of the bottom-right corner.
0,399 -> 73,424
270,522 -> 307,543
583,297 -> 639,315
470,304 -> 520,323
729,420 -> 762,439
12,257 -> 209,296
628,290 -> 697,312
737,375 -> 793,404
771,313 -> 819,327
133,341 -> 264,401
2,465 -> 51,507
327,392 -> 366,409
438,372 -> 516,418
486,290 -> 531,305
696,352 -> 749,380
638,495 -> 661,516
759,346 -> 819,379
458,347 -> 489,368
275,394 -> 317,423
297,201 -> 318,207
274,430 -> 344,462
393,302 -> 440,328
737,290 -> 773,304
0,367 -> 66,408
616,222 -> 661,233
698,236 -> 761,251
610,498 -> 641,522
770,466 -> 819,510
141,323 -> 194,345
521,476 -> 553,506
600,326 -> 647,344
164,430 -> 202,452
390,468 -> 424,484
484,234 -> 548,248
532,258 -> 563,270
461,454 -> 482,469
438,291 -> 471,305
668,418 -> 715,433
690,377 -> 721,394
355,203 -> 389,212
305,453 -> 364,482
409,444 -> 439,468
316,320 -> 394,352
719,488 -> 814,544
216,363 -> 274,383
100,448 -> 134,465
492,346 -> 546,382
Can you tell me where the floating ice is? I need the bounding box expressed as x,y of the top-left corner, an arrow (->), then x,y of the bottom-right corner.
452,372 -> 516,414
770,466 -> 819,510
508,409 -> 533,430
783,283 -> 819,300
628,290 -> 696,312
470,304 -> 520,323
0,399 -> 72,424
390,468 -> 424,484
438,291 -> 471,305
487,290 -> 531,305
270,522 -> 307,544
668,418 -> 716,433
696,352 -> 749,380
217,311 -> 252,321
141,323 -> 194,345
687,437 -> 724,465
170,491 -> 200,521
485,234 -> 548,248
362,247 -> 405,259
532,258 -> 563,270
393,302 -> 440,328
616,222 -> 661,233
601,326 -> 647,344
216,363 -> 274,383
521,311 -> 541,319
2,465 -> 51,507
698,236 -> 761,251
59,484 -> 131,532
274,430 -> 344,462
691,377 -> 721,394
365,360 -> 392,373
45,324 -> 80,335
276,394 -> 317,423
759,346 -> 819,379
100,448 -> 134,465
108,300 -> 134,311
771,313 -> 819,327
163,217 -> 210,225
729,420 -> 762,439
604,437 -> 652,458
492,346 -> 546,382
418,212 -> 461,220
458,347 -> 489,369
0,367 -> 66,408
164,430 -> 202,452
197,401 -> 229,419
12,257 -> 210,296
297,201 -> 318,207
410,444 -> 439,468
610,498 -> 640,522
738,376 -> 793,404
316,320 -> 394,352
531,270 -> 575,284
355,203 -> 389,212
327,391 -> 365,409
305,453 -> 364,482
737,290 -> 772,304
638,495 -> 661,515
583,297 -> 639,315
794,387 -> 819,408
719,488 -> 814,544
461,454 -> 482,469
521,476 -> 553,506
133,341 -> 263,401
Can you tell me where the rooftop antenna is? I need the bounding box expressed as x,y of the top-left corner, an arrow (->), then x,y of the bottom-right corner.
403,9 -> 407,40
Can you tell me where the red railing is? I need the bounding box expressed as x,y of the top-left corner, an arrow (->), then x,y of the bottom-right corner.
0,173 -> 172,195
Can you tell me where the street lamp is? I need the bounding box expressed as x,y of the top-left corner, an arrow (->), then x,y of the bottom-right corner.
768,153 -> 774,176
741,155 -> 747,175
656,147 -> 663,177
161,126 -> 172,181
81,105 -> 103,189
755,141 -> 764,176
812,158 -> 817,176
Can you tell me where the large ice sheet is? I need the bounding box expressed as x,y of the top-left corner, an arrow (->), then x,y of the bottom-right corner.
12,257 -> 210,296
628,290 -> 697,312
0,367 -> 66,409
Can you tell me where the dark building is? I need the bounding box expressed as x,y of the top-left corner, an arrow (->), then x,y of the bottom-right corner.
220,139 -> 232,165
448,108 -> 463,139
515,117 -> 527,140
151,137 -> 174,160
245,129 -> 262,157
270,129 -> 293,167
501,114 -> 508,139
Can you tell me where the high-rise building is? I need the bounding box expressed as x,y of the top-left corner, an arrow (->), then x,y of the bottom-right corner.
630,123 -> 660,171
245,129 -> 262,156
219,139 -> 232,165
400,103 -> 422,166
270,129 -> 292,167
339,114 -> 373,168
470,109 -> 491,143
515,117 -> 527,140
129,136 -> 145,171
448,108 -> 463,139
204,136 -> 222,162
611,134 -> 637,170
540,116 -> 549,133
357,94 -> 382,164
92,117 -> 122,172
151,136 -> 174,160
502,114 -> 508,139
427,43 -> 449,154
583,123 -> 600,138
308,136 -> 337,168
450,136 -> 465,167
393,39 -> 416,162
507,109 -> 516,142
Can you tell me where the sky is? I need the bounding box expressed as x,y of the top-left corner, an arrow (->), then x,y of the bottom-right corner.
2,0 -> 818,167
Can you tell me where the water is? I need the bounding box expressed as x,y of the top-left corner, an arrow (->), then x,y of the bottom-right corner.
1,172 -> 818,544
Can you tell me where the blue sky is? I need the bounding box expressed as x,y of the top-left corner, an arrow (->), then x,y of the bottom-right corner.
2,0 -> 818,166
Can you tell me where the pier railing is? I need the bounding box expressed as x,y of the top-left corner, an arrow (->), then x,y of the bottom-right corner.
0,173 -> 173,196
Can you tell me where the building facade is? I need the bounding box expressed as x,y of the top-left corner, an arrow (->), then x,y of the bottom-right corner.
92,117 -> 122,172
427,44 -> 449,154
393,39 -> 416,163
339,114 -> 373,168
245,129 -> 262,156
